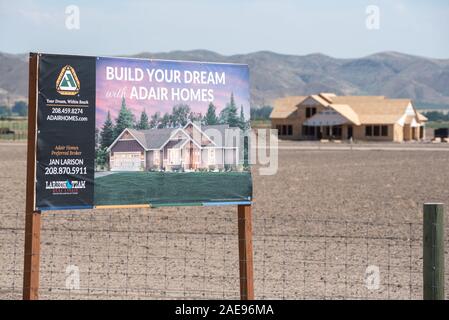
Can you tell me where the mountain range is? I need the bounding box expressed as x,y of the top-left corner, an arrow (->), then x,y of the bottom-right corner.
1,50 -> 449,109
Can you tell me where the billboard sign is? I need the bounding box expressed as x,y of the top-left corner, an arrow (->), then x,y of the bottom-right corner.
32,53 -> 252,210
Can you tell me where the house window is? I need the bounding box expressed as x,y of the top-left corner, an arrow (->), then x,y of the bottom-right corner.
282,125 -> 287,135
306,107 -> 317,118
287,125 -> 293,136
365,126 -> 372,136
381,125 -> 388,137
373,125 -> 380,136
303,125 -> 316,136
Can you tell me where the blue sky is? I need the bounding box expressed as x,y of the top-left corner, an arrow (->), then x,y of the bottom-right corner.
0,0 -> 448,58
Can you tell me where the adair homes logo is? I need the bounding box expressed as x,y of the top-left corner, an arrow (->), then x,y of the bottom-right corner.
56,65 -> 80,95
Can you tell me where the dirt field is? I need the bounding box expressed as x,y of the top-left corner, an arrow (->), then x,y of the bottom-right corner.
1,141 -> 448,299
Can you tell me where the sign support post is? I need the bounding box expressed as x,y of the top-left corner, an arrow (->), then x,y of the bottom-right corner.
237,204 -> 254,299
23,53 -> 41,300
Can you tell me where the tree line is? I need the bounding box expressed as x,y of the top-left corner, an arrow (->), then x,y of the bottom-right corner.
0,101 -> 28,117
422,111 -> 449,122
97,93 -> 249,152
250,105 -> 273,120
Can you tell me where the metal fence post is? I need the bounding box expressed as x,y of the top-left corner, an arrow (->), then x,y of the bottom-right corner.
423,203 -> 445,300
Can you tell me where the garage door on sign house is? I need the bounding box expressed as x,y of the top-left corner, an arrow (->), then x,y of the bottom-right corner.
111,152 -> 142,171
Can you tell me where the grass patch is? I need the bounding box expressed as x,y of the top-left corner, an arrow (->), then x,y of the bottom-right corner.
94,171 -> 252,206
0,119 -> 28,140
426,121 -> 449,129
0,119 -> 28,131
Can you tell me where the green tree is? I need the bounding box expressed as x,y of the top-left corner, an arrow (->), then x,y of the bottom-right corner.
95,147 -> 109,168
189,111 -> 202,124
204,102 -> 218,125
423,111 -> 449,122
171,104 -> 190,127
239,105 -> 247,129
12,101 -> 27,116
250,105 -> 273,120
219,93 -> 239,127
137,109 -> 150,130
100,111 -> 114,149
95,127 -> 100,148
0,106 -> 11,117
160,112 -> 171,128
150,112 -> 161,128
114,97 -> 134,139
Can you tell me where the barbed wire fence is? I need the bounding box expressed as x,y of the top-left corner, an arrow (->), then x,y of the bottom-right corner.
1,207 -> 448,300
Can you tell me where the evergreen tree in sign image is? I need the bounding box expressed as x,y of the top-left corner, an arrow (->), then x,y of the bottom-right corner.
114,97 -> 134,139
100,110 -> 114,149
137,109 -> 150,130
220,93 -> 239,127
204,102 -> 218,125
239,105 -> 246,130
150,111 -> 161,128
160,112 -> 171,128
171,104 -> 191,127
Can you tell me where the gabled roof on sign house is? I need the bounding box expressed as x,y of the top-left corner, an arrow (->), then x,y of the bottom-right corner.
128,127 -> 173,149
109,122 -> 237,151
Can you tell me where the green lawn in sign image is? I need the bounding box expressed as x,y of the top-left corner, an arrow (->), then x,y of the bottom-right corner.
94,171 -> 252,206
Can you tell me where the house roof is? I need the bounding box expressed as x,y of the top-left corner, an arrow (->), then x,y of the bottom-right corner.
128,128 -> 173,149
202,124 -> 234,147
318,93 -> 336,103
269,96 -> 306,119
112,122 -> 235,151
328,96 -> 386,103
309,94 -> 331,107
329,104 -> 361,125
165,138 -> 188,149
417,112 -> 428,122
345,99 -> 412,124
271,93 -> 417,125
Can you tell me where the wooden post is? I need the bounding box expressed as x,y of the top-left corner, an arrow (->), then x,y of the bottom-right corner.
237,204 -> 254,300
423,203 -> 445,300
23,53 -> 41,300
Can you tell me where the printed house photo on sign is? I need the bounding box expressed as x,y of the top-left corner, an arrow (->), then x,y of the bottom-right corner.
94,57 -> 252,207
108,121 -> 241,172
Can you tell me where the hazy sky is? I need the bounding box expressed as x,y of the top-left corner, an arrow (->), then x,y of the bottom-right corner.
0,0 -> 448,59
